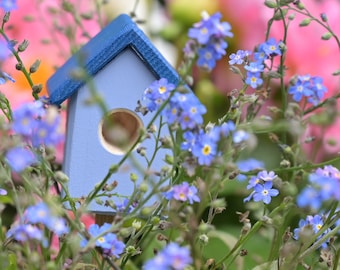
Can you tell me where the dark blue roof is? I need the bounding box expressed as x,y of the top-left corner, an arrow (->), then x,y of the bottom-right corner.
47,14 -> 179,105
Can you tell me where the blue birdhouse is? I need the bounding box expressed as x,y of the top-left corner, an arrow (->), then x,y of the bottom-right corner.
47,14 -> 180,214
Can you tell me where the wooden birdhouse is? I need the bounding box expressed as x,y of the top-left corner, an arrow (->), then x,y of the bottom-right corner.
47,14 -> 180,214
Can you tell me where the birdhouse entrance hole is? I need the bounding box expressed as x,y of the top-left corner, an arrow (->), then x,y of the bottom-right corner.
98,108 -> 143,155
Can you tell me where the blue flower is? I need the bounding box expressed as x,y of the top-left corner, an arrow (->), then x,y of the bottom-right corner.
164,182 -> 200,204
197,46 -> 219,71
0,0 -> 17,11
245,72 -> 263,89
232,130 -> 249,144
257,170 -> 277,181
296,165 -> 340,210
261,38 -> 282,57
253,181 -> 279,204
6,224 -> 45,243
25,202 -> 51,224
244,172 -> 279,205
293,215 -> 331,249
47,217 -> 70,236
191,132 -> 217,166
143,243 -> 192,270
236,158 -> 265,181
82,223 -> 125,258
229,50 -> 251,65
12,101 -> 45,136
31,114 -> 64,147
244,62 -> 264,73
143,78 -> 176,112
288,75 -> 327,105
187,11 -> 233,71
5,146 -> 37,172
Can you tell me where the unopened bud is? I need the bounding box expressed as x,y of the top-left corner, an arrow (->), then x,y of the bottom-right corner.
29,59 -> 41,73
18,40 -> 29,52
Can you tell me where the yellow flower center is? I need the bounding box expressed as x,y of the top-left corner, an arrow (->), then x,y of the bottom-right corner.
202,145 -> 211,156
158,86 -> 166,94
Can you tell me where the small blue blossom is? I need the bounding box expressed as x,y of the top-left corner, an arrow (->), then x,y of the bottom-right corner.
288,75 -> 327,105
297,165 -> 340,210
0,0 -> 17,11
191,131 -> 217,166
229,50 -> 251,65
187,11 -> 233,71
177,94 -> 207,130
253,181 -> 279,204
6,224 -> 45,243
164,182 -> 200,204
12,101 -> 45,136
143,78 -> 175,112
261,38 -> 282,57
25,202 -> 51,224
232,130 -> 249,144
143,243 -> 192,270
197,46 -> 219,71
5,146 -> 37,172
293,215 -> 331,249
258,170 -> 277,181
244,62 -> 264,73
244,170 -> 279,204
245,72 -> 263,89
236,158 -> 265,181
47,217 -> 70,236
82,223 -> 125,258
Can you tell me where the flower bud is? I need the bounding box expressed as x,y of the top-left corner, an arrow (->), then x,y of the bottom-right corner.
130,173 -> 138,182
264,0 -> 277,8
54,171 -> 69,183
29,59 -> 41,73
299,18 -> 311,27
321,32 -> 333,40
199,234 -> 209,245
18,40 -> 29,52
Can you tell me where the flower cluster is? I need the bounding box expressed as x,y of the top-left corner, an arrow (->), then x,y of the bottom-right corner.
186,11 -> 233,71
6,202 -> 69,245
12,100 -> 63,147
142,79 -> 249,168
81,223 -> 125,258
180,121 -> 242,166
5,101 -> 63,172
143,78 -> 176,112
244,170 -> 279,204
229,38 -> 282,89
143,242 -> 192,270
293,214 -> 331,249
288,74 -> 328,105
164,181 -> 200,204
297,165 -> 340,210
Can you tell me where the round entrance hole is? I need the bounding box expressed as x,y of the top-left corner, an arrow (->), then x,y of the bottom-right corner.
98,108 -> 143,155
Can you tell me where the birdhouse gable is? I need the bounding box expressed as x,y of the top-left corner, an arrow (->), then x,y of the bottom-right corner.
47,13 -> 179,106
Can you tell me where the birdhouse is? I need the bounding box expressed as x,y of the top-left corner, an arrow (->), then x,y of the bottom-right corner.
47,14 -> 180,214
